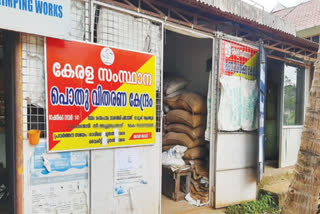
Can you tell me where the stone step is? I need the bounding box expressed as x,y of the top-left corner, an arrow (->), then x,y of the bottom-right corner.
259,165 -> 294,188
258,164 -> 294,208
259,180 -> 290,208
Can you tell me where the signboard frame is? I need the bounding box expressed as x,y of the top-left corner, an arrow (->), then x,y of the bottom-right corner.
45,38 -> 157,153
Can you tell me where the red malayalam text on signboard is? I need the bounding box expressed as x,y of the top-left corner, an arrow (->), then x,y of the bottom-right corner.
46,38 -> 156,152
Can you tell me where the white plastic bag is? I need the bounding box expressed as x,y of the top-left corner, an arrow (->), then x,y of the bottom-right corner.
218,75 -> 242,131
163,77 -> 188,96
162,145 -> 187,166
241,78 -> 258,131
185,193 -> 208,207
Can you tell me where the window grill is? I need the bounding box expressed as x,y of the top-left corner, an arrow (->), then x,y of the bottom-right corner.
21,0 -> 89,140
93,5 -> 163,132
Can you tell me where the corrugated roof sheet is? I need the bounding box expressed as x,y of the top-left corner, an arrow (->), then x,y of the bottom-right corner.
173,0 -> 318,51
272,0 -> 320,32
196,0 -> 296,35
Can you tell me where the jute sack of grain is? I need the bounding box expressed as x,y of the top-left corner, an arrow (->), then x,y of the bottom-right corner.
179,92 -> 206,114
193,162 -> 209,179
185,159 -> 209,179
191,179 -> 208,193
164,92 -> 206,114
165,124 -> 205,140
163,132 -> 205,148
164,95 -> 179,109
165,89 -> 188,98
190,184 -> 209,203
184,147 -> 208,160
166,109 -> 206,128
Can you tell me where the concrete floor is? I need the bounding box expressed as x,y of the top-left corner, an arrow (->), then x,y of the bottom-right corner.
161,195 -> 225,214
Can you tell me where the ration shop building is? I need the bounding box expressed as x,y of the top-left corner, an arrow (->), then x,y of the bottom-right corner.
0,0 -> 317,213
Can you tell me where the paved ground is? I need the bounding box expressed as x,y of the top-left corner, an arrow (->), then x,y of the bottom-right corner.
161,163 -> 294,214
161,195 -> 226,214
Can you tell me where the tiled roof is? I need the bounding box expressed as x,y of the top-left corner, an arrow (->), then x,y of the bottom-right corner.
272,0 -> 320,31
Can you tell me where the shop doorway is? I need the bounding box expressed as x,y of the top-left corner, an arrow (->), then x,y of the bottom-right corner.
161,29 -> 213,213
265,58 -> 282,167
265,58 -> 307,168
0,30 -> 17,214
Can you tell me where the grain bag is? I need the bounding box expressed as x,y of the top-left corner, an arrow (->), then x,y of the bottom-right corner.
164,95 -> 180,108
179,92 -> 206,114
185,159 -> 209,179
162,145 -> 187,166
190,184 -> 209,203
241,78 -> 258,131
166,109 -> 205,128
163,77 -> 188,96
184,147 -> 208,160
164,92 -> 206,114
163,132 -> 205,148
218,75 -> 241,131
165,124 -> 205,140
165,89 -> 188,98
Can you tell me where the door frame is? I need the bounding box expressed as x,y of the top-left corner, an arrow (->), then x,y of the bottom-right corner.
3,30 -> 17,214
278,63 -> 309,168
162,23 -> 216,207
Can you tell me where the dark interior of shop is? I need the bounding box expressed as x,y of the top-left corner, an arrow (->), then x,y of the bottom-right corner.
265,57 -> 306,167
265,58 -> 282,166
0,30 -> 16,214
161,30 -> 212,212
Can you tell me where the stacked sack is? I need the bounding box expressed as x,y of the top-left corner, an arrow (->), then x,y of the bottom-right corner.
185,159 -> 209,204
162,89 -> 209,204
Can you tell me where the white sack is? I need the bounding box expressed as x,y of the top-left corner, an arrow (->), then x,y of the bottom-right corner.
163,104 -> 170,114
241,78 -> 258,131
162,145 -> 188,166
163,77 -> 188,96
218,75 -> 241,131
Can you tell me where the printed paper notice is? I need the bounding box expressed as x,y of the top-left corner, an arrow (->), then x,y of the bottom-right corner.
30,140 -> 89,214
114,148 -> 144,196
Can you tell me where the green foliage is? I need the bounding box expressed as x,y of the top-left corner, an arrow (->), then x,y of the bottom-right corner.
226,193 -> 280,214
283,85 -> 297,125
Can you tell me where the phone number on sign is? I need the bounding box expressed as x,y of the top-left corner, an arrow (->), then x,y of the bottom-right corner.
49,114 -> 80,121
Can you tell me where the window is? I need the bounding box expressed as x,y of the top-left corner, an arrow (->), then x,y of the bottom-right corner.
283,64 -> 305,126
27,104 -> 46,138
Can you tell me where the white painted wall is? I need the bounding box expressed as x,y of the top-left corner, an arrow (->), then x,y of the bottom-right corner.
91,6 -> 163,214
215,132 -> 257,208
216,168 -> 256,207
279,127 -> 303,168
91,136 -> 162,214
